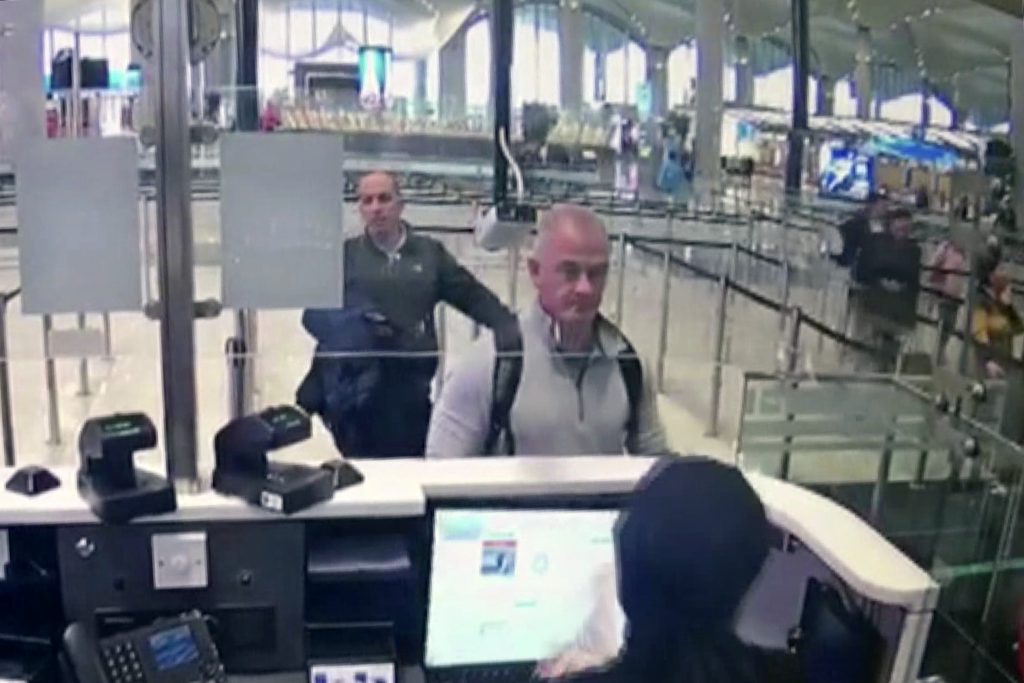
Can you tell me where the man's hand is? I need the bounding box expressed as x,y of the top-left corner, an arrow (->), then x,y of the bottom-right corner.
536,649 -> 611,679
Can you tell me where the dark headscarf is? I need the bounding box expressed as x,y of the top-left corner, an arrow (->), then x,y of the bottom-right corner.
612,457 -> 773,682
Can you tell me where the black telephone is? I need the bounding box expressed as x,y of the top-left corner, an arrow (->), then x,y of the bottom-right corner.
63,613 -> 226,683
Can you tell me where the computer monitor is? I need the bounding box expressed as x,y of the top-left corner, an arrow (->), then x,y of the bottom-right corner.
424,508 -> 625,669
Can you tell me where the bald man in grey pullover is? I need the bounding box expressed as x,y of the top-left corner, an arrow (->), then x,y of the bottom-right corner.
426,205 -> 667,457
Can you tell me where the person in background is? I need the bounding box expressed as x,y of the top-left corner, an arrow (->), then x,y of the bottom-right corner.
832,191 -> 889,268
926,238 -> 966,365
298,171 -> 515,458
260,100 -> 282,132
539,457 -> 801,683
972,267 -> 1022,380
847,207 -> 922,371
426,204 -> 666,457
914,184 -> 930,210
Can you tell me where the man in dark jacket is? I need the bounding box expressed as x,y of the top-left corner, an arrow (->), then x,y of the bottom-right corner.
299,171 -> 515,457
847,207 -> 922,371
833,192 -> 889,267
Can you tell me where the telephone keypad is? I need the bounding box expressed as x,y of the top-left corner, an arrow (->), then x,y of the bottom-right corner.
101,642 -> 145,683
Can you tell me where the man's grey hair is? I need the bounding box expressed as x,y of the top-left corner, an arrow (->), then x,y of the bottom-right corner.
357,170 -> 402,197
533,204 -> 608,257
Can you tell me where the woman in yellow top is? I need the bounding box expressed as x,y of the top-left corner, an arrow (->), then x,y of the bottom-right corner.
972,270 -> 1023,378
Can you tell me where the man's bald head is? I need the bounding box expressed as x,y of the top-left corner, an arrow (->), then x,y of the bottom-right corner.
529,204 -> 610,331
358,171 -> 404,242
358,171 -> 400,197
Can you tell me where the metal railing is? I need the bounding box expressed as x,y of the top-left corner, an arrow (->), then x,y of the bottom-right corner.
0,288 -> 20,467
0,184 -> 1013,468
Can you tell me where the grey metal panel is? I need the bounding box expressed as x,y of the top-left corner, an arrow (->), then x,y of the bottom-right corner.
57,522 -> 306,673
220,132 -> 345,310
16,138 -> 143,314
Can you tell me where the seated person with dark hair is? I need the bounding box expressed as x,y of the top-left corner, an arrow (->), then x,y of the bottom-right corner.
540,457 -> 802,683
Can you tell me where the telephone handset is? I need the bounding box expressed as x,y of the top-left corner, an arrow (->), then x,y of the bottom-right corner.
63,612 -> 226,683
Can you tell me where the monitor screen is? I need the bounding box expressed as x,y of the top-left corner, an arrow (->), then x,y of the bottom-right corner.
148,624 -> 200,672
425,509 -> 624,668
818,142 -> 874,201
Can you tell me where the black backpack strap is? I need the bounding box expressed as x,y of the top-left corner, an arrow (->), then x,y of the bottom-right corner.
598,316 -> 643,444
618,339 -> 644,443
483,322 -> 524,455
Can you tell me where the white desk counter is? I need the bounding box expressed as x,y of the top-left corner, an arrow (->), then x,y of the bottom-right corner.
0,465 -> 425,525
0,457 -> 937,613
362,456 -> 653,499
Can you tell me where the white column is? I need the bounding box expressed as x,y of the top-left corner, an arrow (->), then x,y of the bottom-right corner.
1011,26 -> 1024,231
645,46 -> 668,119
438,26 -> 467,121
855,25 -> 872,120
558,1 -> 584,115
695,0 -> 724,192
0,0 -> 44,164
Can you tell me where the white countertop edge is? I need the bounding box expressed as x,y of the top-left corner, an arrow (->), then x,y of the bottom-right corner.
0,458 -> 939,612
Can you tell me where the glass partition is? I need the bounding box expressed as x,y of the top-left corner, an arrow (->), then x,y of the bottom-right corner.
737,371 -> 1024,682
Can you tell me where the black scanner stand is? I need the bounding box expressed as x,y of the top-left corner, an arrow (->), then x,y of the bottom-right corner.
212,406 -> 335,514
77,413 -> 176,523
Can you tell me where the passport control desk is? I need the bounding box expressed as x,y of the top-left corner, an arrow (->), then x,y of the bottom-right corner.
0,457 -> 938,683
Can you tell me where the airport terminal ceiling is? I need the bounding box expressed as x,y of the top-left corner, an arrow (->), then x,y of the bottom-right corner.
39,0 -> 1023,123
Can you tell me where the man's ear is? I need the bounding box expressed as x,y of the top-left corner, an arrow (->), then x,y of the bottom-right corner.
527,257 -> 541,281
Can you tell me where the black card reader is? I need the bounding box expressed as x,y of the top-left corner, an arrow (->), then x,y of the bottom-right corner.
77,413 -> 176,523
212,406 -> 334,514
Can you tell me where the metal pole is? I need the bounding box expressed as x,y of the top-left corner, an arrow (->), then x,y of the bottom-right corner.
507,247 -> 520,308
728,239 -> 739,292
226,337 -> 242,420
744,214 -> 755,286
491,0 -> 513,205
71,31 -> 82,136
655,248 -> 672,392
614,231 -> 627,325
155,0 -> 200,485
870,425 -> 896,524
780,307 -> 802,374
75,314 -> 89,396
230,0 -> 260,423
230,311 -> 254,418
0,299 -> 15,467
785,0 -> 810,194
779,259 -> 792,332
141,195 -> 153,302
959,255 -> 979,375
102,312 -> 113,360
247,311 -> 259,406
707,269 -> 729,437
436,304 -> 448,395
816,271 -> 828,352
42,315 -> 61,445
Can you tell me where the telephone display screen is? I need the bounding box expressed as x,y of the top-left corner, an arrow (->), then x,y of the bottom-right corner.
148,625 -> 200,671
